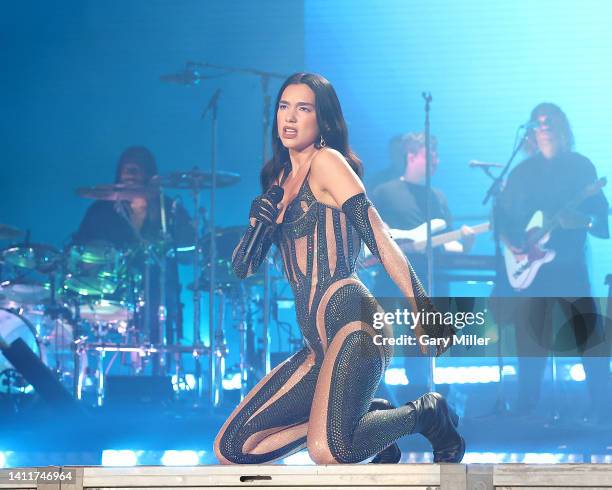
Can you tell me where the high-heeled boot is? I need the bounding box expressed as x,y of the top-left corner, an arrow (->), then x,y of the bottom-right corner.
408,392 -> 465,463
368,398 -> 402,464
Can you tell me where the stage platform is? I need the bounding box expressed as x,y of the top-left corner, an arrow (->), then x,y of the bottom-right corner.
1,464 -> 611,490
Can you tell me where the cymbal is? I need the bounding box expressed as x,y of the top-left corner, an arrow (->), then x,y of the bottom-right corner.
159,169 -> 240,190
0,224 -> 23,240
76,183 -> 159,201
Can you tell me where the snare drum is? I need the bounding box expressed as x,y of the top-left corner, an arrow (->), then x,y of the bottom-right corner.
78,298 -> 132,324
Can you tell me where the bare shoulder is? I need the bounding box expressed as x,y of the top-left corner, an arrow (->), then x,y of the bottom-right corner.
311,147 -> 351,174
309,148 -> 364,207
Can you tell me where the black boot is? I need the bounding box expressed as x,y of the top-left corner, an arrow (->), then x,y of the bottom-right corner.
409,392 -> 465,463
368,398 -> 402,464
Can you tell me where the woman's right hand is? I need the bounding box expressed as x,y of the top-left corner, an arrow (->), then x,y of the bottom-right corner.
249,186 -> 282,226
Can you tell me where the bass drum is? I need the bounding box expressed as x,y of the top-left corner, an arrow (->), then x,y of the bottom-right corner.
0,307 -> 41,390
0,307 -> 75,391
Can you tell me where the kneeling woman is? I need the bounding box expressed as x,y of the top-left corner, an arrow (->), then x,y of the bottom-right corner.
214,73 -> 464,465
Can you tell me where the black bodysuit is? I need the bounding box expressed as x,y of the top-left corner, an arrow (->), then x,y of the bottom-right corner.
215,169 -> 446,464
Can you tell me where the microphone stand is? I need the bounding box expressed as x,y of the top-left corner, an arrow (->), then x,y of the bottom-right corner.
183,61 -> 287,388
260,75 -> 273,378
422,92 -> 436,391
479,128 -> 528,416
422,92 -> 434,296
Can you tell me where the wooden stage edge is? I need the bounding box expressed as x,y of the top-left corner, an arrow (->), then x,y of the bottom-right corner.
1,464 -> 611,490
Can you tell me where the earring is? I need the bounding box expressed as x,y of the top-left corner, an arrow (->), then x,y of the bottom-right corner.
319,135 -> 327,148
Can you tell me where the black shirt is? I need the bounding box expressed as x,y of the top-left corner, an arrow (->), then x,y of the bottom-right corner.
74,199 -> 193,250
496,151 -> 609,295
371,178 -> 454,296
372,178 -> 453,231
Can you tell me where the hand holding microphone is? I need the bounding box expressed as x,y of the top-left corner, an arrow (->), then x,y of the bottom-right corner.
245,185 -> 284,257
249,185 -> 284,225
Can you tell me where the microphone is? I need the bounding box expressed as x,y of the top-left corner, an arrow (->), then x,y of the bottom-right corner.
160,69 -> 205,85
202,88 -> 223,118
519,120 -> 540,130
469,160 -> 504,168
244,186 -> 284,258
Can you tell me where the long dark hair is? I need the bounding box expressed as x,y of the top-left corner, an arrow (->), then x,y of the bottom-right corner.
114,146 -> 158,183
260,73 -> 362,191
524,102 -> 574,156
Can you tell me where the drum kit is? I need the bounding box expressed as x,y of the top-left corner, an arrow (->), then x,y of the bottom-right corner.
0,168 -> 270,407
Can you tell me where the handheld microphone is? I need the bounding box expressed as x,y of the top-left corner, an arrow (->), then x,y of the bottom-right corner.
244,185 -> 284,258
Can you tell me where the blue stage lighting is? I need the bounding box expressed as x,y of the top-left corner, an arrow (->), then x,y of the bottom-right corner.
384,367 -> 409,385
522,453 -> 562,464
462,452 -> 508,463
281,451 -> 315,465
161,450 -> 200,466
101,450 -> 140,466
222,372 -> 243,390
568,363 -> 586,382
434,365 -> 503,384
0,452 -> 6,468
171,374 -> 197,392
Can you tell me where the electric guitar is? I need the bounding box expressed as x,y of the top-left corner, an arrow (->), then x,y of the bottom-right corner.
503,177 -> 607,291
363,219 -> 491,267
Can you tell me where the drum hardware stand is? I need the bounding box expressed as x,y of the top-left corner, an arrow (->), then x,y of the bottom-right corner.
211,287 -> 227,408
235,286 -> 248,401
76,342 -> 211,406
260,77 -> 274,378
157,190 -> 171,376
204,88 -> 222,407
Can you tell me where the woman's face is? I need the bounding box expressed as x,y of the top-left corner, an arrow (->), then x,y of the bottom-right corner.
277,83 -> 319,152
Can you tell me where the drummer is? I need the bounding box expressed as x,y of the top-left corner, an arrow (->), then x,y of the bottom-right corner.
74,146 -> 193,248
73,146 -> 193,347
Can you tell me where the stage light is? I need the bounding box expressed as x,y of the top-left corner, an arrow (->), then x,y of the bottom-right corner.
522,453 -> 560,464
568,363 -> 586,382
281,451 -> 314,465
434,365 -> 502,384
501,365 -> 517,376
0,452 -> 6,468
171,374 -> 197,392
161,450 -> 200,466
384,367 -> 409,385
101,450 -> 140,466
222,372 -> 242,391
462,452 -> 508,463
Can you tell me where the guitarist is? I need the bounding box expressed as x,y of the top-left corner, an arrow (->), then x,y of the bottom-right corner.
371,132 -> 476,395
496,103 -> 610,420
371,132 -> 476,296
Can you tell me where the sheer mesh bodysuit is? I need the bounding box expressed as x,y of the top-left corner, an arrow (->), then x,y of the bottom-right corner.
214,173 -> 424,464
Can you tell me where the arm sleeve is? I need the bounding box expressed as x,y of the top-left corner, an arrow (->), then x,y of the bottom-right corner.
577,159 -> 610,239
231,222 -> 275,279
342,192 -> 454,353
495,167 -> 529,249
